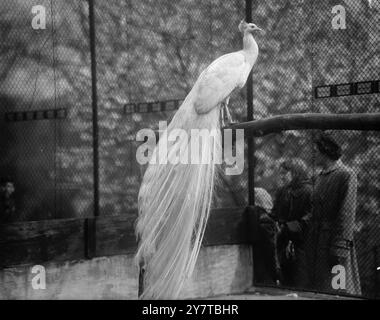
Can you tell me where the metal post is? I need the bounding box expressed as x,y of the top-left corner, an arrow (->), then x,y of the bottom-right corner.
89,0 -> 99,218
375,246 -> 379,298
87,0 -> 98,258
246,0 -> 255,206
245,0 -> 257,289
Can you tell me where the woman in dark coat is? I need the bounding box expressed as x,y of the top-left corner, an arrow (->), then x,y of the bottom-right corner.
272,159 -> 312,288
308,132 -> 361,295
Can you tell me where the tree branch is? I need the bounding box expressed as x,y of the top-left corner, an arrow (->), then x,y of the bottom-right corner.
228,113 -> 380,136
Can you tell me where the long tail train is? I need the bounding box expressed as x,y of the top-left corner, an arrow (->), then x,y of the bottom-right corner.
135,101 -> 222,299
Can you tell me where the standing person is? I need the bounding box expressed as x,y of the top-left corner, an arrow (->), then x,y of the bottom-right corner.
273,159 -> 312,288
251,188 -> 279,285
309,132 -> 361,295
0,177 -> 16,224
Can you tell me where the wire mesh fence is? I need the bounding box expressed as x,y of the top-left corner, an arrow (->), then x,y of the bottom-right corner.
250,0 -> 380,299
253,130 -> 380,298
92,0 -> 249,215
0,0 -> 94,220
0,0 -> 379,298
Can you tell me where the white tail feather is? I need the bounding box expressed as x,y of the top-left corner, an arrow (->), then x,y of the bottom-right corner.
135,101 -> 221,299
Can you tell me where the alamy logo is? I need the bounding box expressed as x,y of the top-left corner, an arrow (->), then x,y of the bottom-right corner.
331,265 -> 346,290
31,265 -> 46,290
136,121 -> 245,175
31,5 -> 46,30
331,5 -> 346,30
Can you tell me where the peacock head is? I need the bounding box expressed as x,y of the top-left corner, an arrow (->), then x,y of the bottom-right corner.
238,20 -> 263,33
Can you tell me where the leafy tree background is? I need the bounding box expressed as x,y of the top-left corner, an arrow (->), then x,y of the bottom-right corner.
0,0 -> 379,296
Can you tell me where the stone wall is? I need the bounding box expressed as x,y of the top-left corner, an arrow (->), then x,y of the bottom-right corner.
0,244 -> 252,299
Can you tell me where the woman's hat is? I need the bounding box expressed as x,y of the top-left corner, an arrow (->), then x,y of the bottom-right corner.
314,132 -> 342,161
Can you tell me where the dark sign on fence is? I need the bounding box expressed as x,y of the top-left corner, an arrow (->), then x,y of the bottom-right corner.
315,80 -> 380,99
124,99 -> 184,114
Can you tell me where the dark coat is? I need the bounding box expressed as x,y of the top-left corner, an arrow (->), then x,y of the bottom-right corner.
251,206 -> 279,285
273,180 -> 312,287
273,180 -> 313,244
0,194 -> 15,224
307,160 -> 361,295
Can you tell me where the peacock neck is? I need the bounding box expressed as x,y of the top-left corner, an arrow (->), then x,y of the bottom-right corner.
242,32 -> 258,65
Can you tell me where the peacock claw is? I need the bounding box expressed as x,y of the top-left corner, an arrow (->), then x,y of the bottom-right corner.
221,98 -> 234,127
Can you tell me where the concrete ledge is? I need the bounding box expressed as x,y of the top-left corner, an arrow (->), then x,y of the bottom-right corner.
181,244 -> 252,299
207,286 -> 363,300
0,244 -> 252,300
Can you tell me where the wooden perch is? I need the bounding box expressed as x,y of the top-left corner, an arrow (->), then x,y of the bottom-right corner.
227,113 -> 380,136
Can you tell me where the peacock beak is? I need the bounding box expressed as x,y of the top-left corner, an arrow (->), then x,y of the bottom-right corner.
254,25 -> 263,32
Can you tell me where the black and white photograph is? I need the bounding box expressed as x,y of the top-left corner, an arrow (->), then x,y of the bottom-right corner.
0,0 -> 379,307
